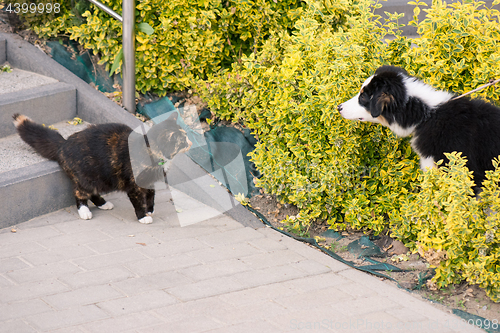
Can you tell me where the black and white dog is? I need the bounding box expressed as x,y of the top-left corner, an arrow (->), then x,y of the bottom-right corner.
338,65 -> 500,188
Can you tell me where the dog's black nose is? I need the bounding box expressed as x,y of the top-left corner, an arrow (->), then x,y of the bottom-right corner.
337,104 -> 343,112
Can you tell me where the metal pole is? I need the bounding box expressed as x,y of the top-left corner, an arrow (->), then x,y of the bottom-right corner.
122,0 -> 136,114
85,0 -> 135,113
86,0 -> 122,21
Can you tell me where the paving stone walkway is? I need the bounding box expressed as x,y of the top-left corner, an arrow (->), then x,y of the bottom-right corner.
0,188 -> 484,333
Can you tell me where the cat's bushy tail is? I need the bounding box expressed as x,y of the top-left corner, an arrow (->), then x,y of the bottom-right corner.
13,114 -> 65,162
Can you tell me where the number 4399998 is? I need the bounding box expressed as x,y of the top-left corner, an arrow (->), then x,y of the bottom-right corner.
4,2 -> 61,14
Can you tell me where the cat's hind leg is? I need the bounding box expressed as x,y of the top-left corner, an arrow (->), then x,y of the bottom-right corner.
91,194 -> 114,210
75,190 -> 93,220
127,186 -> 152,224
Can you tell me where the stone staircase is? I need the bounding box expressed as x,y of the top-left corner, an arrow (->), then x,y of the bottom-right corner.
0,33 -> 141,228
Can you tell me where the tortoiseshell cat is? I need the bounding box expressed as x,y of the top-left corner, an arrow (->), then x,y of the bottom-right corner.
13,113 -> 191,224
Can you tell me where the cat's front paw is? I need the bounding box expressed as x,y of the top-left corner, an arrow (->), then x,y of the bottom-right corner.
146,210 -> 154,216
78,206 -> 93,220
98,202 -> 114,210
138,216 -> 153,224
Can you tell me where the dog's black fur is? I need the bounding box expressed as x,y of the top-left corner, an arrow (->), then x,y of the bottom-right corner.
338,65 -> 500,188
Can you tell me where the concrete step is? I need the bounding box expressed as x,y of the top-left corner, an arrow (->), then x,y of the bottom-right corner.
0,120 -> 89,228
0,67 -> 58,94
0,69 -> 76,138
0,33 -> 142,228
0,64 -> 79,227
0,120 -> 90,174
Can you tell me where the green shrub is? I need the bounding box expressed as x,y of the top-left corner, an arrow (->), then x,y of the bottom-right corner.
388,0 -> 500,101
196,0 -> 500,301
393,153 -> 500,302
29,0 -> 305,93
197,0 -> 418,233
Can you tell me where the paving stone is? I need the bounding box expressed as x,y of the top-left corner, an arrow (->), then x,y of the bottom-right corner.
333,296 -> 399,316
187,242 -> 263,263
0,225 -> 62,245
197,214 -> 244,228
409,320 -> 467,333
0,241 -> 47,260
0,274 -> 14,287
445,320 -> 485,333
331,282 -> 377,298
96,290 -> 178,316
82,311 -> 163,333
211,300 -> 288,324
43,285 -> 125,309
140,315 -> 225,333
35,230 -> 112,248
166,276 -> 246,301
152,211 -> 181,227
106,205 -> 144,224
179,258 -> 251,281
352,311 -> 404,332
52,218 -> 120,234
338,269 -> 399,295
232,264 -> 309,288
247,237 -> 288,252
206,320 -> 283,333
8,208 -> 77,228
256,228 -> 351,272
290,259 -> 333,275
153,296 -> 229,323
254,227 -> 288,241
86,233 -> 160,254
0,299 -> 52,321
0,257 -> 31,274
338,268 -> 473,326
72,249 -> 149,270
278,272 -> 350,294
86,207 -> 134,223
0,319 -> 38,333
25,305 -> 109,331
135,237 -> 210,258
58,266 -> 135,289
47,326 -> 88,333
112,270 -> 193,296
171,204 -> 222,227
20,245 -> 97,266
153,187 -> 173,203
206,215 -> 247,231
217,283 -> 297,307
268,305 -> 348,332
98,219 -> 170,237
239,249 -> 305,269
0,279 -> 70,303
6,261 -> 83,284
196,227 -> 265,246
149,198 -> 177,216
152,225 -> 222,242
125,253 -> 201,276
275,286 -> 351,311
384,307 -> 428,324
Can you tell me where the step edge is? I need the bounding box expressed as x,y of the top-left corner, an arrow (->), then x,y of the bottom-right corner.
0,81 -> 75,105
0,160 -> 63,187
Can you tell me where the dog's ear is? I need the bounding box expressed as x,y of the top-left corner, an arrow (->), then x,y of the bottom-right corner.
370,92 -> 394,118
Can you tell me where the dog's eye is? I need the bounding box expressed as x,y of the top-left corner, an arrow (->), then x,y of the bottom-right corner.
359,92 -> 370,104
